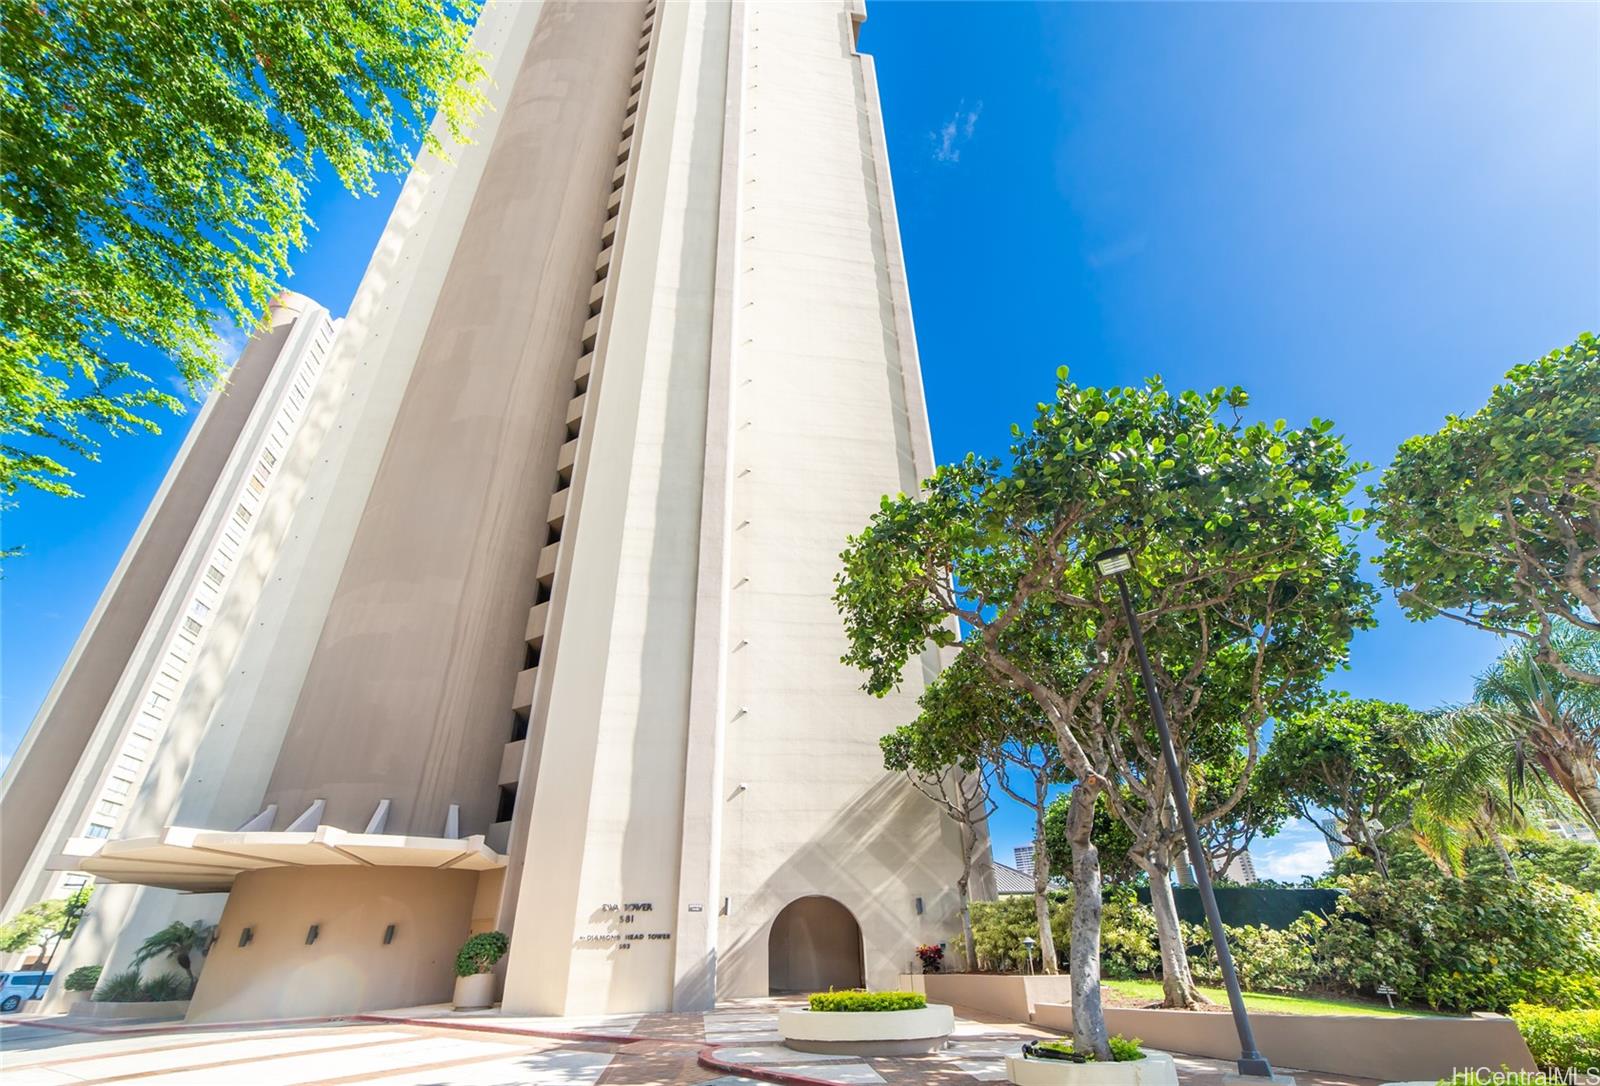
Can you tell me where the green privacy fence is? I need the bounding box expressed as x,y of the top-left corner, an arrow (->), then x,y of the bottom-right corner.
1134,886 -> 1342,930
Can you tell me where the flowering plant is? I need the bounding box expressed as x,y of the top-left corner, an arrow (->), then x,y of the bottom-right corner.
915,943 -> 944,973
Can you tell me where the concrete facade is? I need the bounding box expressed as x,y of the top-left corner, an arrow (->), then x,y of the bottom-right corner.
5,0 -> 971,1020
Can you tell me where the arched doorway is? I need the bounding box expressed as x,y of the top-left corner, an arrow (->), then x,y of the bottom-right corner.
767,895 -> 864,994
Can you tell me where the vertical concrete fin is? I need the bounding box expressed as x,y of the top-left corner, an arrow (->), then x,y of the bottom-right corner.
236,804 -> 278,832
364,799 -> 392,835
286,799 -> 325,832
442,804 -> 461,840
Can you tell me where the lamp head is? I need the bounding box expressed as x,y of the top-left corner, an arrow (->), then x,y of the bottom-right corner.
1092,546 -> 1133,577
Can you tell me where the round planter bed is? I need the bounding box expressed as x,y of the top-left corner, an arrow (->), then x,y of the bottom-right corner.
777,1004 -> 955,1055
1005,1049 -> 1178,1086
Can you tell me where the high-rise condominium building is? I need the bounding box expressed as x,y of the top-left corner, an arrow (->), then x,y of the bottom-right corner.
1013,845 -> 1035,877
0,0 -> 974,1021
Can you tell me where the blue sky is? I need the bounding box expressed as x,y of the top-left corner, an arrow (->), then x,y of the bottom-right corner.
3,2 -> 1596,884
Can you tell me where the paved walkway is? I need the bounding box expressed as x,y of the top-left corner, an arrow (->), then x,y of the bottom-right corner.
0,1000 -> 1385,1086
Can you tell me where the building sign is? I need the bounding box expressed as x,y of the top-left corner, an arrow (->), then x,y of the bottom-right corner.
578,901 -> 673,949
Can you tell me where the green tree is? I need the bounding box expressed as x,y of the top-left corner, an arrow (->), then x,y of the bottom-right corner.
129,920 -> 215,994
835,374 -> 1373,1054
0,887 -> 90,954
895,653 -> 1065,973
1257,698 -> 1425,877
880,670 -> 999,972
1193,752 -> 1291,883
0,0 -> 487,504
1370,334 -> 1600,687
1044,789 -> 1141,889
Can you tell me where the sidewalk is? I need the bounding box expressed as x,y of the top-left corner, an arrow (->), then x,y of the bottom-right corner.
0,1000 -> 1387,1086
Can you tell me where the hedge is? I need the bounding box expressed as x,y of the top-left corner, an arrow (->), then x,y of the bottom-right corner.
1511,1003 -> 1600,1072
808,990 -> 926,1012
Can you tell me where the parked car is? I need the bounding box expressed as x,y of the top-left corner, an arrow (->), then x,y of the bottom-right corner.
0,972 -> 55,1013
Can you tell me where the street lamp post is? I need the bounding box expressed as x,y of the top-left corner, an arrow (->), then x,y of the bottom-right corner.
1092,546 -> 1279,1080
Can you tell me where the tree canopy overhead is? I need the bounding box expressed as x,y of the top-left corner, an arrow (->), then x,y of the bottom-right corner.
1369,333 -> 1600,686
0,0 -> 487,502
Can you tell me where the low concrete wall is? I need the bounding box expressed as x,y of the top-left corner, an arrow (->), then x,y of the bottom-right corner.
1033,1003 -> 1537,1082
68,999 -> 190,1021
904,974 -> 1076,1022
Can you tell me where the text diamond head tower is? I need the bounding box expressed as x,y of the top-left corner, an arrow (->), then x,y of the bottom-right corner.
0,0 -> 986,1019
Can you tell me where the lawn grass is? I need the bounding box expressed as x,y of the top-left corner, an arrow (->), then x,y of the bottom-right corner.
1103,979 -> 1457,1018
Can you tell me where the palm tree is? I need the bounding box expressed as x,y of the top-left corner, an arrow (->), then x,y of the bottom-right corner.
1468,633 -> 1600,831
1404,737 -> 1549,879
129,921 -> 216,995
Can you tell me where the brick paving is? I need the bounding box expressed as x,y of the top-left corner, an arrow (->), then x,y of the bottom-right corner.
0,1002 -> 1387,1086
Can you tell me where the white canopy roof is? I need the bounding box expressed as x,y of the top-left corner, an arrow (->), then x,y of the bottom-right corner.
53,825 -> 506,893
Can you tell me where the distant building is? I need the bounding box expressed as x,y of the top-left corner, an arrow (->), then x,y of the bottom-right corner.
1013,845 -> 1036,877
1537,806 -> 1598,845
1318,818 -> 1350,860
1223,851 -> 1258,883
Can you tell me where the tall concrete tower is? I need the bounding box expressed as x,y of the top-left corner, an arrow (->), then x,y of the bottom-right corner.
6,0 -> 974,1020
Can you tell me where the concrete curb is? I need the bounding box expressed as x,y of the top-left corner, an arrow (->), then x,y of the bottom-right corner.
697,1044 -> 865,1086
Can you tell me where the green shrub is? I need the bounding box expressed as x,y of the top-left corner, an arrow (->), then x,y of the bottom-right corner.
1023,1035 -> 1145,1062
93,968 -> 144,1002
1100,891 -> 1159,980
64,965 -> 101,992
1192,915 -> 1320,993
808,990 -> 926,1012
1313,875 -> 1600,1012
1511,1003 -> 1600,1072
971,893 -> 1069,972
140,972 -> 190,1001
455,931 -> 509,977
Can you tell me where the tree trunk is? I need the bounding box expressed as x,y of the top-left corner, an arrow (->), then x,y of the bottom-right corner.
1065,786 -> 1110,1059
1491,835 -> 1518,880
1032,800 -> 1060,974
1140,852 -> 1203,1009
957,868 -> 976,971
1567,757 -> 1600,833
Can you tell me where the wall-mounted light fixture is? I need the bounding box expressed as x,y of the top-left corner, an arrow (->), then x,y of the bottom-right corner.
383,924 -> 396,945
915,897 -> 924,916
305,924 -> 319,946
238,927 -> 254,948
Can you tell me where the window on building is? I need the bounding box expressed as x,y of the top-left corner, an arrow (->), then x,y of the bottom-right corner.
96,800 -> 120,817
183,617 -> 203,637
85,824 -> 112,839
205,565 -> 225,586
107,777 -> 132,796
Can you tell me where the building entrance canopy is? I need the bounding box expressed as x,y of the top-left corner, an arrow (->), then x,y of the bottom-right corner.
52,825 -> 506,893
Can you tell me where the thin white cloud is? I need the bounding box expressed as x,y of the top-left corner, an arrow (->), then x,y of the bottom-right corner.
1253,822 -> 1333,882
932,100 -> 983,163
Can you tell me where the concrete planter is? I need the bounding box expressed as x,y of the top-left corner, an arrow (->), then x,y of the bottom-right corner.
778,1004 -> 955,1055
68,998 -> 190,1021
901,973 -> 1076,1023
1032,1003 -> 1537,1082
452,972 -> 498,1010
1005,1050 -> 1178,1086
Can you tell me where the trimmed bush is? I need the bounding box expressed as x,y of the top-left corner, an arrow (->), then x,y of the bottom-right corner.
1191,915 -> 1320,994
1511,1003 -> 1600,1072
1100,890 -> 1159,980
1023,1035 -> 1145,1063
1313,875 -> 1600,1012
64,965 -> 101,992
455,931 -> 509,977
807,990 -> 926,1012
